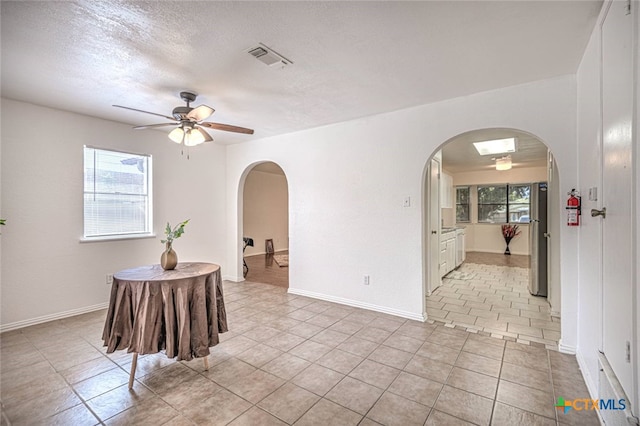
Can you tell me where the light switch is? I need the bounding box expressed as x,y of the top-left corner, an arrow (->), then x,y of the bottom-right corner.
588,187 -> 597,201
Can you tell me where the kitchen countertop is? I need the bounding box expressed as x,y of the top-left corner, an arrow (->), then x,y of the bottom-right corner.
442,226 -> 466,233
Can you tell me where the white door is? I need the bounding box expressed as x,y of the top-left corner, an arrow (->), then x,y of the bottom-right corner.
601,0 -> 633,398
429,158 -> 441,295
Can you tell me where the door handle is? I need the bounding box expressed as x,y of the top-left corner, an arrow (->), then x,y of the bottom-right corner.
543,233 -> 550,238
591,207 -> 606,218
431,230 -> 437,234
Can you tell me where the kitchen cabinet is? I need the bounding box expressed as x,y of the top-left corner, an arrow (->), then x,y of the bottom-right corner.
440,229 -> 456,277
440,228 -> 466,277
446,238 -> 456,272
440,172 -> 453,208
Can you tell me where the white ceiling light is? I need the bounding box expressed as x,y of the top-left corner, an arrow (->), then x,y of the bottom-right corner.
495,155 -> 512,171
473,137 -> 516,156
168,126 -> 209,146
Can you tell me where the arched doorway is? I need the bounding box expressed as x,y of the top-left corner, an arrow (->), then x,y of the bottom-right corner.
240,162 -> 289,288
422,128 -> 561,348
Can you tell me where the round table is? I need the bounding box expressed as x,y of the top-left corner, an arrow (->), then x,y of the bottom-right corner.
102,262 -> 228,388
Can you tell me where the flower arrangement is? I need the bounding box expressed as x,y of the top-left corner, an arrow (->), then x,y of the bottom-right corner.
161,219 -> 190,248
501,224 -> 521,240
501,224 -> 521,255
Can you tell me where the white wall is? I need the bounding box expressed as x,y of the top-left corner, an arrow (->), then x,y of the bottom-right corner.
576,0 -> 639,414
575,20 -> 603,399
452,166 -> 547,186
463,224 -> 530,256
0,98 -> 227,329
243,169 -> 289,256
226,75 -> 579,335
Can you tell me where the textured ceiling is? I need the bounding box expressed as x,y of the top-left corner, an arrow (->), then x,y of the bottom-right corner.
1,1 -> 602,146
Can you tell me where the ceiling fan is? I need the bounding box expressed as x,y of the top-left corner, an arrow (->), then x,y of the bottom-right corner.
113,91 -> 254,147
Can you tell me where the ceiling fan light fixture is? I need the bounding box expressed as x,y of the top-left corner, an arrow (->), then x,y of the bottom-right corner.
495,155 -> 512,171
115,92 -> 254,150
183,128 -> 206,147
168,127 -> 184,144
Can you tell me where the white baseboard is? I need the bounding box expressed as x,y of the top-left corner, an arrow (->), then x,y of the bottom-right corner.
558,339 -> 577,354
287,287 -> 425,322
223,275 -> 245,282
244,249 -> 288,258
467,249 -> 529,256
0,302 -> 109,333
576,349 -> 599,400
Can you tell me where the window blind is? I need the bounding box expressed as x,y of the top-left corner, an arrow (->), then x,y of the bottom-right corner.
83,147 -> 152,238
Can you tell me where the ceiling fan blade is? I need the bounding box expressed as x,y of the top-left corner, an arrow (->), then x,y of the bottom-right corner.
133,123 -> 179,130
200,122 -> 255,134
187,105 -> 215,122
195,127 -> 214,142
113,105 -> 175,121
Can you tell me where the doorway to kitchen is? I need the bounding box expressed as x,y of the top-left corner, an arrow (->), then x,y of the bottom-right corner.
241,162 -> 289,288
422,128 -> 561,349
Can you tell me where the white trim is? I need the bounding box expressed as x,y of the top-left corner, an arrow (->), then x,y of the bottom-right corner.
223,275 -> 245,282
288,287 -> 426,322
79,233 -> 156,243
558,339 -> 577,354
576,349 -> 599,400
243,249 -> 288,258
0,303 -> 109,333
467,249 -> 529,256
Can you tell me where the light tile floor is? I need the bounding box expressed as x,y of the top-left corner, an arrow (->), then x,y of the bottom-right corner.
1,280 -> 597,425
427,260 -> 560,350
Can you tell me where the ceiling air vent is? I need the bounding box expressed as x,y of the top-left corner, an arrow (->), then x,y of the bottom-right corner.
247,43 -> 292,67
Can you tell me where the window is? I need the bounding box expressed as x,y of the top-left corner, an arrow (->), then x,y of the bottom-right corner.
477,184 -> 530,223
507,184 -> 531,223
455,186 -> 470,222
83,147 -> 152,239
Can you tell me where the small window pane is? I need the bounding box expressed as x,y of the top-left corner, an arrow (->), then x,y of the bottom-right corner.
456,187 -> 469,204
478,186 -> 507,204
455,186 -> 470,223
478,204 -> 507,223
509,184 -> 531,202
510,204 -> 530,222
478,185 -> 507,223
456,205 -> 470,222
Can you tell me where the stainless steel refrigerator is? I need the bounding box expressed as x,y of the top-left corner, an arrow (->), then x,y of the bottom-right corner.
529,182 -> 548,297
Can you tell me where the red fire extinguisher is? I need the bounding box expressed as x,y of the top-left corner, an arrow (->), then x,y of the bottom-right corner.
566,189 -> 581,226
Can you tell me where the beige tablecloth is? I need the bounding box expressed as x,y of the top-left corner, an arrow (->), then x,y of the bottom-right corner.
102,262 -> 228,361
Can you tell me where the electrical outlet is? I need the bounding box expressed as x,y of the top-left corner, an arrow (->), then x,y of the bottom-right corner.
106,274 -> 113,285
363,275 -> 370,285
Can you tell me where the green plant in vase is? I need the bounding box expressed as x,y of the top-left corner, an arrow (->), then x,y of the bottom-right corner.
160,219 -> 189,270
